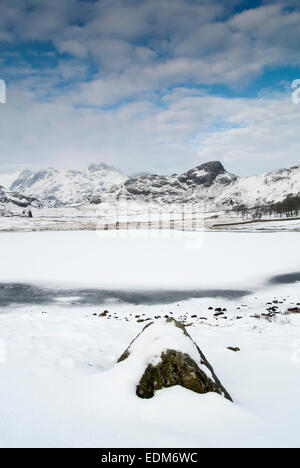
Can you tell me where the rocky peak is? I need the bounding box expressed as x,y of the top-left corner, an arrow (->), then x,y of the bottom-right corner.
195,161 -> 226,174
183,161 -> 236,188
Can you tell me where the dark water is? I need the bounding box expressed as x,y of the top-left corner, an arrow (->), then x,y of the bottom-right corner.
268,272 -> 300,285
0,282 -> 252,308
1,272 -> 299,308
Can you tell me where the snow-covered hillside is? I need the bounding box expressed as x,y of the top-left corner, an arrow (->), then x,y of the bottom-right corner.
217,165 -> 300,209
98,161 -> 300,210
10,163 -> 127,207
0,186 -> 40,217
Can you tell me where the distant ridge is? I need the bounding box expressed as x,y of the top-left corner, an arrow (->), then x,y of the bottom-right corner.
10,163 -> 127,207
7,161 -> 300,210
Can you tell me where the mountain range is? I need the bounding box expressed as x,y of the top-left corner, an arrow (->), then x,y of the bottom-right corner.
2,161 -> 300,211
10,163 -> 127,207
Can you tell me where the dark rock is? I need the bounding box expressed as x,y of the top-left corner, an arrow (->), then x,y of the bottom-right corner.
136,349 -> 231,400
185,161 -> 235,188
227,347 -> 240,352
99,310 -> 109,317
214,311 -> 224,317
118,319 -> 232,401
287,307 -> 300,314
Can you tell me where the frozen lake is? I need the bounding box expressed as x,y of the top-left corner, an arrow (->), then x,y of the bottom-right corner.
0,230 -> 299,448
0,282 -> 252,308
1,230 -> 300,289
0,230 -> 299,310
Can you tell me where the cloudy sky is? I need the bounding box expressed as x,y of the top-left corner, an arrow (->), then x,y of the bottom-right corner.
0,0 -> 300,176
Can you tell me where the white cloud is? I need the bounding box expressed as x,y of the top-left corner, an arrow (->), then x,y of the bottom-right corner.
1,86 -> 300,176
2,1 -> 300,97
0,1 -> 300,174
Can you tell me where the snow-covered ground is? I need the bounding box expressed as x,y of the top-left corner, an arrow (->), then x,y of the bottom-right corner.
1,201 -> 300,233
213,217 -> 300,231
0,230 -> 299,448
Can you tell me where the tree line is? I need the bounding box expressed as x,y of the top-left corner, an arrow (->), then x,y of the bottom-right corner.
233,194 -> 300,221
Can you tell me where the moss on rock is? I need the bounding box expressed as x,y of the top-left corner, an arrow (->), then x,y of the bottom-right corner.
118,318 -> 232,401
136,349 -> 231,400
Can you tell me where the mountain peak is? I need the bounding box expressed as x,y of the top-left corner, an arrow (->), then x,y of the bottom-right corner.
184,161 -> 235,188
195,161 -> 225,174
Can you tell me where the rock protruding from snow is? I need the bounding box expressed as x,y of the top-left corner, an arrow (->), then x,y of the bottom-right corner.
118,318 -> 232,401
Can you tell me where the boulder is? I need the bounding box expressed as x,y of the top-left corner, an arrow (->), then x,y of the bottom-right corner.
118,318 -> 232,401
287,307 -> 300,314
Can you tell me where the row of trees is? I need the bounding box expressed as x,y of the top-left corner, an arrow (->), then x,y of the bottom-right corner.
271,195 -> 300,217
233,195 -> 300,221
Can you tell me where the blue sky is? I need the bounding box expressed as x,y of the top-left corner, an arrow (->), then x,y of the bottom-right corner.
0,0 -> 300,177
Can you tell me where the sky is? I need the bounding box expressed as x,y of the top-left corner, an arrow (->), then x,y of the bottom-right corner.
0,0 -> 300,177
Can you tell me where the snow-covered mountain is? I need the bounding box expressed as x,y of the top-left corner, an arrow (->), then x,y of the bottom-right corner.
7,160 -> 300,211
10,163 -> 127,207
101,160 -> 237,206
0,186 -> 40,216
99,161 -> 300,210
217,165 -> 300,209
